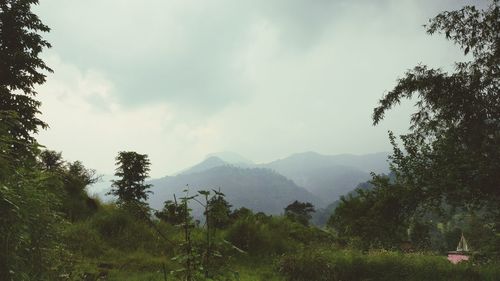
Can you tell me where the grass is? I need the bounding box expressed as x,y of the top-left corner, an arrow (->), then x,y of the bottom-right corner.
69,247 -> 500,281
63,207 -> 500,281
278,249 -> 500,281
107,271 -> 165,281
232,256 -> 284,281
71,250 -> 284,281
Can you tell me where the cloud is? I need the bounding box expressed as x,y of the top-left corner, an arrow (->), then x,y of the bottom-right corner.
37,54 -> 220,177
33,0 -> 362,112
34,0 -> 480,177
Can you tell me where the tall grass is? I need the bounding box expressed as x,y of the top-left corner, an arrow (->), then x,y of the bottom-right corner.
278,249 -> 500,281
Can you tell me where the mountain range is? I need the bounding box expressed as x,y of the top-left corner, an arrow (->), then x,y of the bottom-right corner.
148,165 -> 320,217
146,151 -> 390,215
261,151 -> 388,199
88,151 -> 389,216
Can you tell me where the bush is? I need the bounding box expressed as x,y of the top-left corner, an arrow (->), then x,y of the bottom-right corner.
63,221 -> 108,258
226,216 -> 296,255
0,169 -> 70,281
88,205 -> 160,252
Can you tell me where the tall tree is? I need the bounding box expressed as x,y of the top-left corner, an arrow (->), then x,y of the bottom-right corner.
373,0 -> 500,211
0,3 -> 67,280
0,0 -> 52,159
109,151 -> 152,204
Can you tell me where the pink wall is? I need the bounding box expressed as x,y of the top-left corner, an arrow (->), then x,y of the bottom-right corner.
447,254 -> 469,264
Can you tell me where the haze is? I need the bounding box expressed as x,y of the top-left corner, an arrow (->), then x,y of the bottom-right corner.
34,0 -> 484,177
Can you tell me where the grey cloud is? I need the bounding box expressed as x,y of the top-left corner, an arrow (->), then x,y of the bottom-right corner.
34,0 -> 350,112
35,0 -> 483,114
34,0 -> 488,176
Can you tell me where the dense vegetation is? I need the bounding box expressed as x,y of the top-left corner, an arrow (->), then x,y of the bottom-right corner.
0,0 -> 499,280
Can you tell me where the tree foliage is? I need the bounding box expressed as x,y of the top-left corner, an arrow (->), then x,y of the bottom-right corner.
39,150 -> 64,171
0,2 -> 77,280
285,200 -> 315,226
207,189 -> 232,229
373,0 -> 500,211
329,0 -> 500,252
155,198 -> 187,225
0,0 -> 52,160
36,150 -> 100,219
110,151 -> 152,204
328,175 -> 416,249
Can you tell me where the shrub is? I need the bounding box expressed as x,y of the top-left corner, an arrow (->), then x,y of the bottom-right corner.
88,205 -> 159,252
226,216 -> 296,255
63,221 -> 108,258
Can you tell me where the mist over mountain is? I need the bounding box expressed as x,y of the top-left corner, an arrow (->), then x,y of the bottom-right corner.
177,156 -> 228,175
177,152 -> 254,175
263,151 -> 389,175
148,165 -> 322,216
146,151 -> 389,216
91,151 -> 390,220
90,151 -> 390,216
261,151 -> 389,200
205,151 -> 254,166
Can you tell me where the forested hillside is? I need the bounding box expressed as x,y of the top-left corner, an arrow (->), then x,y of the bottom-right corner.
149,165 -> 322,215
146,151 -> 388,212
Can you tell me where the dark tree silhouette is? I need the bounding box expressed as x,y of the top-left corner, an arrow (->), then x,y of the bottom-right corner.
328,175 -> 414,249
329,0 -> 500,252
109,151 -> 152,204
39,150 -> 64,171
373,0 -> 500,210
155,198 -> 187,225
0,0 -> 52,159
207,190 -> 232,229
285,200 -> 315,226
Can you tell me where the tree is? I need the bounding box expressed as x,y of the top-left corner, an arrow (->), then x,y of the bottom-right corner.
0,0 -> 52,160
36,150 -> 101,220
155,197 -> 186,225
65,160 -> 100,188
174,188 -> 200,281
207,189 -> 232,229
331,0 -> 500,253
0,3 -> 72,280
109,151 -> 152,204
373,0 -> 500,211
0,111 -> 20,179
39,150 -> 64,171
285,200 -> 315,226
230,207 -> 253,222
328,175 -> 415,249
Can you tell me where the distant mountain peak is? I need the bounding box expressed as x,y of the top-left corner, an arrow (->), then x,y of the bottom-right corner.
177,156 -> 228,175
203,156 -> 226,164
205,151 -> 253,165
288,151 -> 324,159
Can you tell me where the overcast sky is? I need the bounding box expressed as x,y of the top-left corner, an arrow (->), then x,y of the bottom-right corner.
33,0 -> 485,178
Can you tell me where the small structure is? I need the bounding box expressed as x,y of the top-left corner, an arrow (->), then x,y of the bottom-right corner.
447,233 -> 470,264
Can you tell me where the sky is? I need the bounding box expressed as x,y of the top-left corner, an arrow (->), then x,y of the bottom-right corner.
33,0 -> 486,178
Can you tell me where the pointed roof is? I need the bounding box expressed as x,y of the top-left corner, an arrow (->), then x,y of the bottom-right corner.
456,233 -> 469,252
